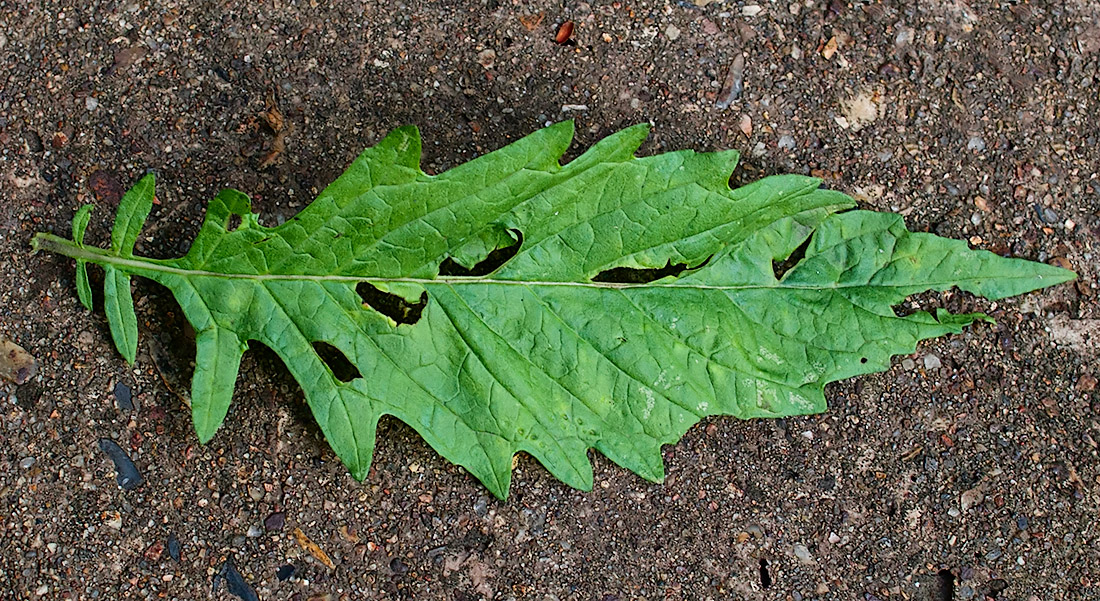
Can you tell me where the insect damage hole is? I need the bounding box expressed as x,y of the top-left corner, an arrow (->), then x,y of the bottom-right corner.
312,342 -> 362,382
438,229 -> 524,277
356,283 -> 427,325
593,256 -> 710,284
772,235 -> 813,281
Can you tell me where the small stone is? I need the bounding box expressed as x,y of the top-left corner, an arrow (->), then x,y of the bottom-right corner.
923,354 -> 942,369
473,497 -> 488,517
961,486 -> 984,511
85,96 -> 98,111
476,49 -> 496,69
104,512 -> 123,530
35,585 -> 48,596
746,524 -> 765,539
901,358 -> 916,370
793,543 -> 813,564
828,532 -> 841,544
777,134 -> 796,150
276,564 -> 296,581
19,456 -> 35,469
144,541 -> 165,562
264,511 -> 286,531
959,584 -> 975,599
948,507 -> 961,517
741,5 -> 763,17
967,136 -> 985,152
247,524 -> 264,537
113,382 -> 134,411
98,439 -> 143,490
167,534 -> 181,561
738,114 -> 753,137
665,25 -> 681,41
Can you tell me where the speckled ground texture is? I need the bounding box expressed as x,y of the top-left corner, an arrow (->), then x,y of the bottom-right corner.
2,1 -> 1099,600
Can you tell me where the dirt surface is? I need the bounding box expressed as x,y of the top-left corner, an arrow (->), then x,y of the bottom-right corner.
2,1 -> 1099,600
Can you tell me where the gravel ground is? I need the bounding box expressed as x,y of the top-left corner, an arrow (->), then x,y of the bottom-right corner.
2,1 -> 1099,600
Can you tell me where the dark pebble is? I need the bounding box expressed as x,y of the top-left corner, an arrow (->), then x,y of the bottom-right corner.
276,564 -> 296,581
167,533 -> 181,561
1033,203 -> 1059,224
264,511 -> 286,531
113,382 -> 134,411
97,438 -> 143,490
390,557 -> 408,574
214,558 -> 259,601
989,579 -> 1008,594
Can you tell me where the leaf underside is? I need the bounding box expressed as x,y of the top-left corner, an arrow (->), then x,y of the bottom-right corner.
34,122 -> 1075,499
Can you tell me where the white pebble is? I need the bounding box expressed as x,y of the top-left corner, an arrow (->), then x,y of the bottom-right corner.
923,354 -> 942,369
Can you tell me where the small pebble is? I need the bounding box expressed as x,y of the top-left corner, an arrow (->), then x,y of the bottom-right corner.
715,54 -> 745,109
276,564 -> 296,581
264,511 -> 286,531
923,354 -> 942,369
777,134 -> 796,150
167,534 -> 181,561
97,439 -> 143,490
19,456 -> 35,469
665,24 -> 680,41
214,559 -> 259,601
901,358 -> 916,371
967,136 -> 985,152
113,382 -> 134,411
85,97 -> 98,111
246,524 -> 264,537
793,543 -> 813,564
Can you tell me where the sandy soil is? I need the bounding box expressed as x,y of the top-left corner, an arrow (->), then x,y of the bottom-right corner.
1,1 -> 1098,600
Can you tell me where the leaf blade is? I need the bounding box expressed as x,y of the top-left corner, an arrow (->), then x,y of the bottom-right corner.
103,265 -> 138,364
39,123 -> 1076,498
111,173 -> 155,257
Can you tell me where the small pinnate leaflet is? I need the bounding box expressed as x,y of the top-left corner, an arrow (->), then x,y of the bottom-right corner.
32,122 -> 1074,498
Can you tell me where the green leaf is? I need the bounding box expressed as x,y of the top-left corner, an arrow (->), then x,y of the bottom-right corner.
72,204 -> 94,310
111,172 -> 154,256
103,265 -> 138,364
32,122 -> 1076,498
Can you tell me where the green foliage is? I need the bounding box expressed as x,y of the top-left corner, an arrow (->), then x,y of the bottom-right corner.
33,123 -> 1074,498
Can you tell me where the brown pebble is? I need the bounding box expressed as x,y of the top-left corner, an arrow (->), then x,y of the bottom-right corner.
555,21 -> 574,44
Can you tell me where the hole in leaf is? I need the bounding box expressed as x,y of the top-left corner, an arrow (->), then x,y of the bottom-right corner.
934,569 -> 955,601
356,283 -> 427,325
438,229 -> 524,277
312,342 -> 361,382
772,235 -> 813,281
227,214 -> 242,232
758,558 -> 772,589
860,357 -> 868,364
593,257 -> 709,284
